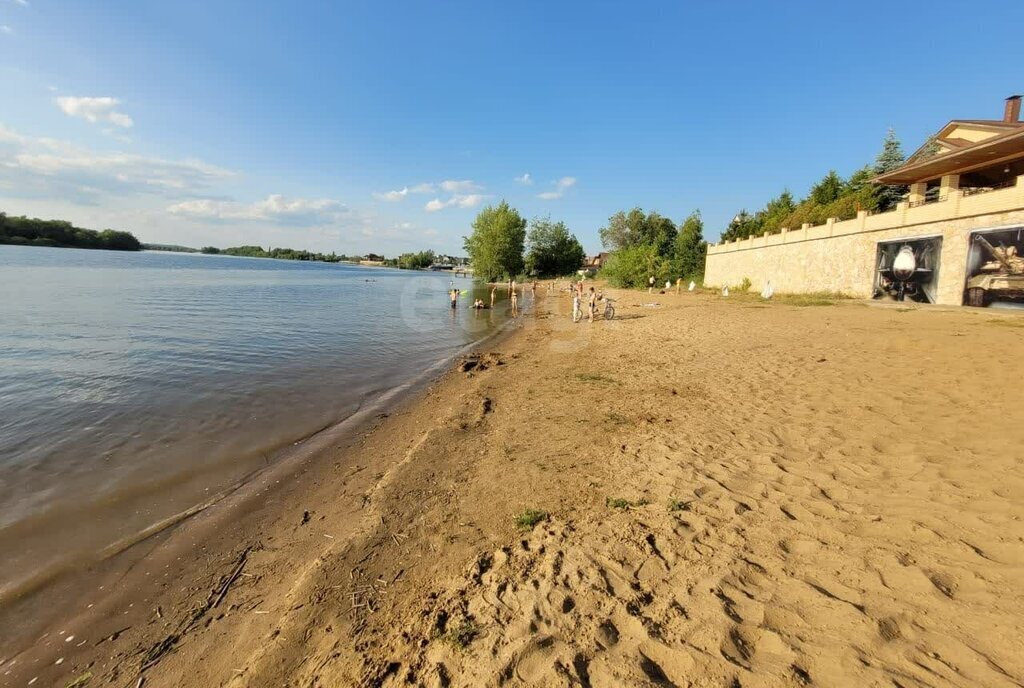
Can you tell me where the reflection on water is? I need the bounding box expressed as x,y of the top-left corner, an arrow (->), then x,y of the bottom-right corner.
0,245 -> 512,600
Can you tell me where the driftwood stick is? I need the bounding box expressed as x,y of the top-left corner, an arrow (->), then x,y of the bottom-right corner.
213,547 -> 251,608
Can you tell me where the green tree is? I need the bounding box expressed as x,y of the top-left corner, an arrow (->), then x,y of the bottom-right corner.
720,209 -> 759,242
525,217 -> 585,277
397,249 -> 436,269
672,210 -> 707,280
810,170 -> 844,206
599,207 -> 645,251
600,243 -> 670,288
463,201 -> 526,282
759,190 -> 797,234
598,208 -> 676,256
873,128 -> 907,212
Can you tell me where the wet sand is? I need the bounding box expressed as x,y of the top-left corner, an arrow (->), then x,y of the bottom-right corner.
3,290 -> 1023,688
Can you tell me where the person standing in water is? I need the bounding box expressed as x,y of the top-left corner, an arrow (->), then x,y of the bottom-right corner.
449,288 -> 459,309
510,285 -> 519,315
490,285 -> 497,308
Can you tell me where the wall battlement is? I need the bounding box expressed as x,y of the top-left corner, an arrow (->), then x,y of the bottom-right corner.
704,177 -> 1024,305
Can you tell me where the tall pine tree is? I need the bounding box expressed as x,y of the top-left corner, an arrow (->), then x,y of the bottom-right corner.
873,129 -> 907,212
672,210 -> 706,279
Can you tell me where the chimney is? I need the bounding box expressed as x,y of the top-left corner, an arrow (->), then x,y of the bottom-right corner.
1004,95 -> 1022,123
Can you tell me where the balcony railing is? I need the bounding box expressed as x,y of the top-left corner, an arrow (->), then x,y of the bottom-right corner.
961,179 -> 1017,197
907,194 -> 948,208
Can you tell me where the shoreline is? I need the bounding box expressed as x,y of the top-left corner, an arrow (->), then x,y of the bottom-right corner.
0,294 -> 527,667
3,291 -> 1023,687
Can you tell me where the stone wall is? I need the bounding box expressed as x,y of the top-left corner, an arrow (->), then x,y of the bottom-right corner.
704,178 -> 1024,305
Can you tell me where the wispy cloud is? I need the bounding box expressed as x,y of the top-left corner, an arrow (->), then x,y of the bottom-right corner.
537,176 -> 576,200
424,194 -> 486,212
372,181 -> 442,201
373,187 -> 409,202
0,123 -> 232,203
376,180 -> 481,205
168,195 -> 352,226
9,0 -> 29,6
0,25 -> 12,35
514,172 -> 532,185
56,96 -> 134,129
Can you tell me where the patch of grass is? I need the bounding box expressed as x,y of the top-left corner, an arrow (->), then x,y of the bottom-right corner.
988,318 -> 1024,328
515,509 -> 549,530
441,620 -> 478,648
606,497 -> 649,509
668,499 -> 690,512
773,291 -> 849,307
574,372 -> 617,384
605,411 -> 630,425
64,674 -> 93,688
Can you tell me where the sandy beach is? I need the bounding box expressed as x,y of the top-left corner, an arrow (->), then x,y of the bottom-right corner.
3,289 -> 1023,688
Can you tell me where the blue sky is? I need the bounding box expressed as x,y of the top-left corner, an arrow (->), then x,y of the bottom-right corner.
1,0 -> 1022,255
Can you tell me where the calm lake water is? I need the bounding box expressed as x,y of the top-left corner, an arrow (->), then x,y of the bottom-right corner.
0,246 -> 509,603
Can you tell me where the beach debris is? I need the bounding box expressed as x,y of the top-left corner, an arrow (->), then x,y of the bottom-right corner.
722,286 -> 730,297
456,352 -> 504,373
212,548 -> 250,609
62,672 -> 92,688
761,281 -> 774,299
689,281 -> 696,291
139,546 -> 252,674
301,511 -> 311,525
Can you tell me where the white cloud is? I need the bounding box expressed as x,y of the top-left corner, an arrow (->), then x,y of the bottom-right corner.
373,182 -> 441,200
10,0 -> 29,6
373,187 -> 408,201
514,173 -> 532,185
56,96 -> 134,129
0,124 -> 232,203
424,193 -> 485,212
168,194 -> 352,226
439,179 -> 481,193
1,25 -> 12,34
537,176 -> 577,200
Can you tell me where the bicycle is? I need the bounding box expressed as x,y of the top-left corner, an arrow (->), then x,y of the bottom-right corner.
602,298 -> 616,320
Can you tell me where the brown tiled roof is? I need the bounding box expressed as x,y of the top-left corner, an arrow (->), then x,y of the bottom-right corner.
875,125 -> 1024,184
949,119 -> 1024,129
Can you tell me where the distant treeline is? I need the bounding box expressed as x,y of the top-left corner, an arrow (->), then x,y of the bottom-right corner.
0,213 -> 142,251
199,245 -> 467,269
143,243 -> 199,253
200,245 -> 361,263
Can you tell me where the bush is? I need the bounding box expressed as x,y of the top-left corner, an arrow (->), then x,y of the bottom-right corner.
599,244 -> 670,289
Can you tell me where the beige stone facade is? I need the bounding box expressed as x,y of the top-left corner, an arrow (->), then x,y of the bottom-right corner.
704,177 -> 1024,305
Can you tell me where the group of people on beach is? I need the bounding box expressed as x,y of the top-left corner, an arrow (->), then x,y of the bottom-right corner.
564,278 -> 604,323
449,279 -> 539,316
